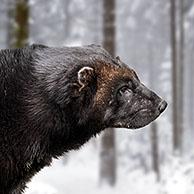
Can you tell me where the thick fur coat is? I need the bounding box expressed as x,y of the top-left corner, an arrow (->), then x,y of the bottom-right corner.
0,44 -> 167,193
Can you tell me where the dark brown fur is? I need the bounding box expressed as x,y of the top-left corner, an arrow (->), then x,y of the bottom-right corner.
0,44 -> 167,193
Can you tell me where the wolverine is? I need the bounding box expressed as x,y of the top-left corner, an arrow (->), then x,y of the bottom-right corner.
0,44 -> 167,193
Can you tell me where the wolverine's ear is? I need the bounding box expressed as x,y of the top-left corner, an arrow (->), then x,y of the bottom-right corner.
77,66 -> 95,91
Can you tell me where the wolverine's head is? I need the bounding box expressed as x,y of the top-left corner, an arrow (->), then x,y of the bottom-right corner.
75,56 -> 167,130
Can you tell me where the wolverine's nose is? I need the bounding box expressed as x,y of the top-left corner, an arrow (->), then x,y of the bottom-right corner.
158,100 -> 167,113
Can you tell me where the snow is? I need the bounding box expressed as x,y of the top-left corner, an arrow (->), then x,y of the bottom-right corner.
161,156 -> 194,194
25,138 -> 194,194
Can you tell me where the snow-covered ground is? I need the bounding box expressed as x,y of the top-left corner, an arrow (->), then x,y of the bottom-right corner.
26,139 -> 194,194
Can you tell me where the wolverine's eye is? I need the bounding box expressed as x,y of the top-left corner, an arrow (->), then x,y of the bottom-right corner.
119,86 -> 132,96
117,86 -> 133,102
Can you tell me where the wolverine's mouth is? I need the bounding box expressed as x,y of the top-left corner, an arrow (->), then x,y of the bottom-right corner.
128,108 -> 164,129
107,100 -> 167,129
111,108 -> 159,129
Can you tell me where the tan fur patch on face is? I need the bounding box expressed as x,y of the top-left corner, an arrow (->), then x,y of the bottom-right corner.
93,61 -> 135,107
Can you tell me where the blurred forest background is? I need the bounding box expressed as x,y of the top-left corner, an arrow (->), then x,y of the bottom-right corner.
0,0 -> 194,193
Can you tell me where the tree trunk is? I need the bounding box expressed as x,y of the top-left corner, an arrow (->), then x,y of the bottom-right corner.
6,0 -> 15,48
170,0 -> 185,154
190,48 -> 194,131
170,0 -> 179,153
13,0 -> 29,48
177,0 -> 185,153
100,0 -> 116,186
186,1 -> 194,139
191,54 -> 194,131
148,44 -> 160,182
100,128 -> 116,186
150,122 -> 160,181
102,0 -> 115,55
